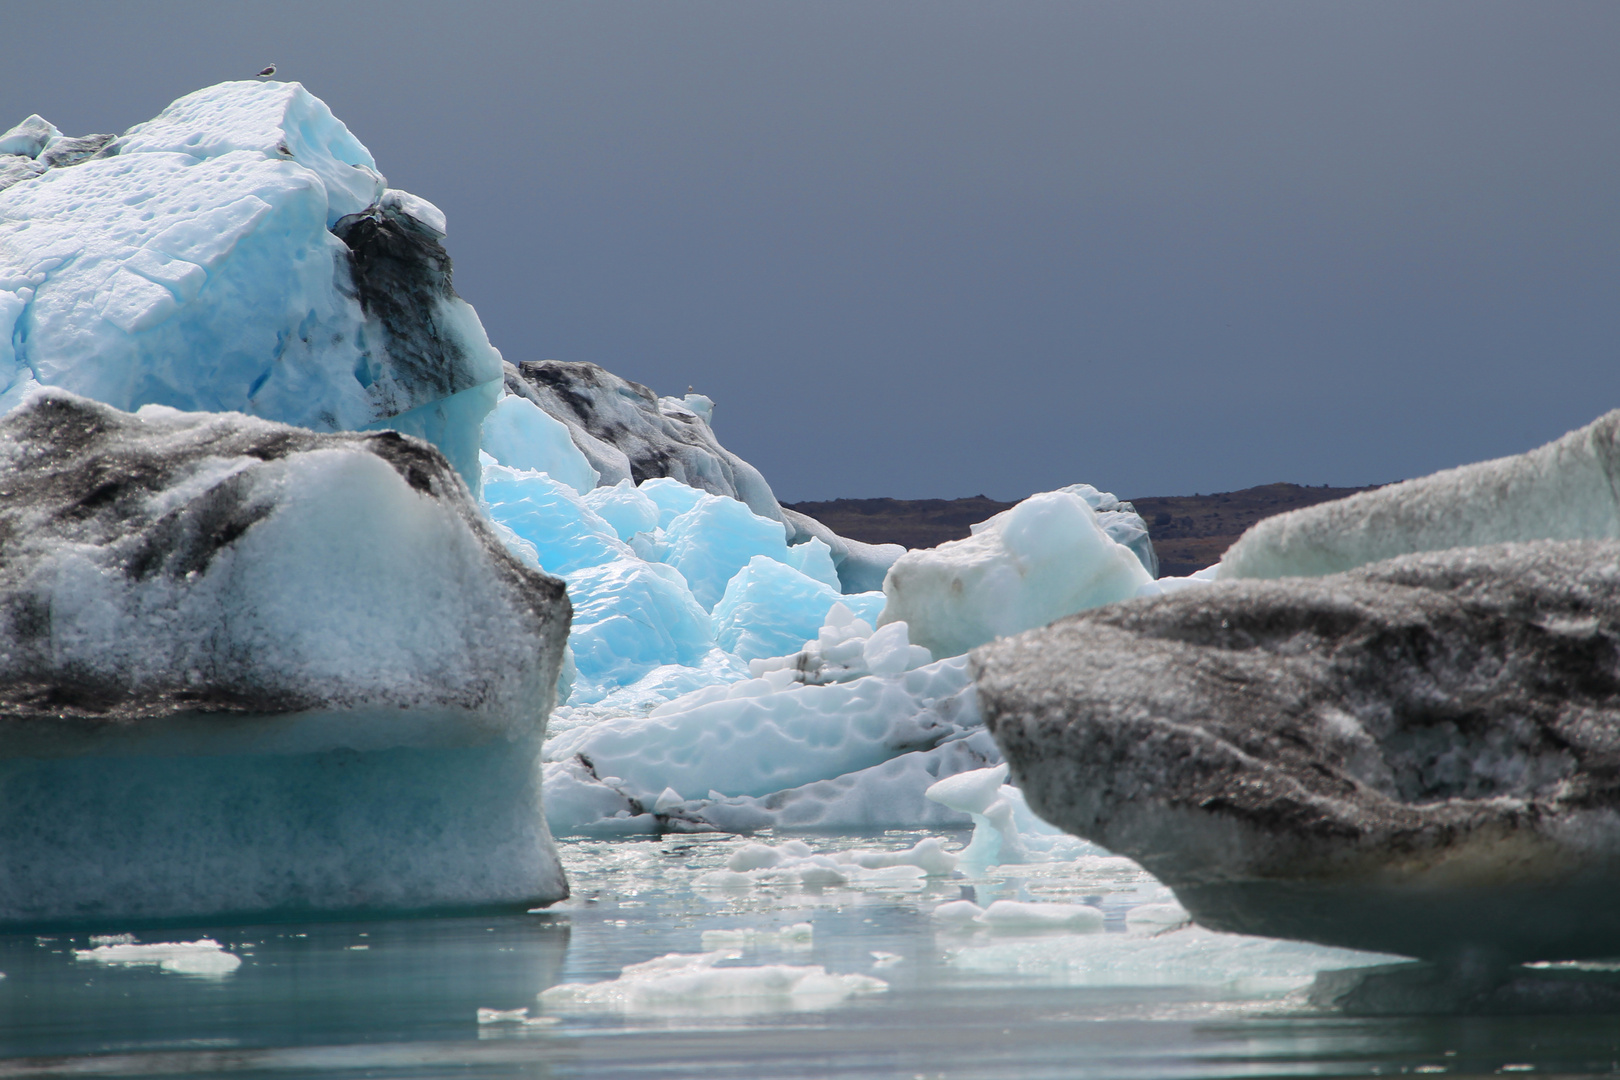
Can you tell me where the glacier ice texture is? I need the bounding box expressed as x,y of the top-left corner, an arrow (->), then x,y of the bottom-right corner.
1221,409 -> 1620,580
500,360 -> 904,594
0,391 -> 570,926
0,81 -> 503,490
974,539 -> 1620,966
879,489 -> 1154,659
546,654 -> 982,811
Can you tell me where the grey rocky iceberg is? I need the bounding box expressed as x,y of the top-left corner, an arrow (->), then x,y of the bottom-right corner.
974,540 -> 1620,965
0,390 -> 570,926
1221,410 -> 1620,580
505,359 -> 903,592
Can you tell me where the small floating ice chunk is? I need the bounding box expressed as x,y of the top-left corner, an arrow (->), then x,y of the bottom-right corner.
726,842 -> 790,872
477,1007 -> 530,1024
925,765 -> 1091,870
870,951 -> 902,968
538,950 -> 886,1014
74,938 -> 242,976
931,900 -> 986,926
977,900 -> 1104,933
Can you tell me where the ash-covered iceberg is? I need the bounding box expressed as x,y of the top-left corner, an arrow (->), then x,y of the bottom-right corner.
0,82 -> 503,489
974,540 -> 1620,966
1221,410 -> 1620,580
0,391 -> 569,926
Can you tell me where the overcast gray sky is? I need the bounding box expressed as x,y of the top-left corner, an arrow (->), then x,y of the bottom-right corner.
4,1 -> 1615,501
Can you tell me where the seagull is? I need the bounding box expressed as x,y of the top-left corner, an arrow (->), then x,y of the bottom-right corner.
257,64 -> 277,78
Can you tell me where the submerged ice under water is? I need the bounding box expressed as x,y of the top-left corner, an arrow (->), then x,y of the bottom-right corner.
4,831 -> 1619,1080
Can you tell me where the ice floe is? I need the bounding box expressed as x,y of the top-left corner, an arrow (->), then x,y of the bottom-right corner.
537,950 -> 887,1014
73,938 -> 242,977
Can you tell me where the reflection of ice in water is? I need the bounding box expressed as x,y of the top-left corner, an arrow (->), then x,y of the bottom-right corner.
948,926 -> 1399,998
73,938 -> 242,977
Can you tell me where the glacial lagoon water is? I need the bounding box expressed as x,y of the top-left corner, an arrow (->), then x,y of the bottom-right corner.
3,831 -> 1619,1079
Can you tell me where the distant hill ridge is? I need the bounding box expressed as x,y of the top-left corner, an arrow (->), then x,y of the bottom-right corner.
784,482 -> 1383,579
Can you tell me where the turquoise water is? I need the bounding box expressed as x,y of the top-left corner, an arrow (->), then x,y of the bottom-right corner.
3,832 -> 1618,1079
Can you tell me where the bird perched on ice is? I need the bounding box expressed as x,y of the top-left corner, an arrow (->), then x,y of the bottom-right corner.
256,64 -> 277,78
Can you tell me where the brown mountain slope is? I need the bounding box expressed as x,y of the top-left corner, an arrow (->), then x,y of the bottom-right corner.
784,482 -> 1382,579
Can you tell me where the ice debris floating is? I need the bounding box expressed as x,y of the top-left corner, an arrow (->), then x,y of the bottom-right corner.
692,837 -> 958,890
923,764 -> 1092,872
1220,409 -> 1620,580
0,391 -> 570,926
73,938 -> 242,977
0,82 -> 504,490
537,950 -> 887,1015
932,899 -> 1105,933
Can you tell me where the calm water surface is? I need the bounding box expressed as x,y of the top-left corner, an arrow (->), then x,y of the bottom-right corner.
2,831 -> 1617,1079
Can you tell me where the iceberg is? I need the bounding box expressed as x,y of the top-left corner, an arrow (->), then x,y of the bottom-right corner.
974,539 -> 1620,966
503,360 -> 782,518
879,489 -> 1154,659
1220,409 -> 1620,580
0,81 -> 503,490
500,359 -> 904,594
0,391 -> 569,926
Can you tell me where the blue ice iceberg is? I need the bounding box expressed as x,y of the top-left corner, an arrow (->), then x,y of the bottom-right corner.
0,81 -> 503,489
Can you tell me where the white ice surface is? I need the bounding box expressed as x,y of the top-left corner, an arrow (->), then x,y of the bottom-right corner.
537,950 -> 886,1015
73,938 -> 241,977
670,729 -> 1001,833
1220,409 -> 1620,579
925,764 -> 1089,872
879,490 -> 1153,659
545,654 -> 980,807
